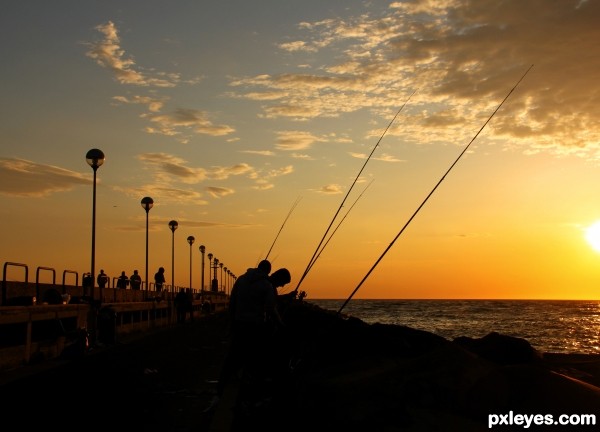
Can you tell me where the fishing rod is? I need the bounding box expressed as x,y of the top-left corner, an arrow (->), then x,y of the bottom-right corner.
293,89 -> 418,293
265,195 -> 302,261
305,179 -> 374,276
338,64 -> 534,314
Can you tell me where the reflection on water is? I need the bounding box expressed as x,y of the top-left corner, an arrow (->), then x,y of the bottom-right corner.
308,299 -> 600,354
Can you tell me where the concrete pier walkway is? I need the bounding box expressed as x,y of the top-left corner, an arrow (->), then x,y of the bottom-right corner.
0,313 -> 230,432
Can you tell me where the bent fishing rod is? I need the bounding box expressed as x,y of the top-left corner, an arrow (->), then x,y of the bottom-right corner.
294,89 -> 418,294
338,64 -> 534,314
264,195 -> 302,261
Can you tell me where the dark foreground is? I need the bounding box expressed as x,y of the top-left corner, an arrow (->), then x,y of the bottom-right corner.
1,301 -> 600,431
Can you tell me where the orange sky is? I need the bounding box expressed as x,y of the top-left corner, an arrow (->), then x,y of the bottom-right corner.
1,1 -> 600,300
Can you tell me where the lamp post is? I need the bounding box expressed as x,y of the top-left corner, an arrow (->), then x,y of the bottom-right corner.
223,267 -> 227,294
141,197 -> 153,298
168,220 -> 178,294
212,258 -> 219,292
86,149 -> 105,302
219,262 -> 224,292
207,253 -> 213,292
199,245 -> 205,292
187,236 -> 195,290
227,268 -> 232,295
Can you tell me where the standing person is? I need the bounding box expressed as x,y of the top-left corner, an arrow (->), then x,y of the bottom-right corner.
212,260 -> 287,406
82,272 -> 93,296
154,267 -> 166,293
117,271 -> 129,289
129,270 -> 142,290
97,270 -> 109,288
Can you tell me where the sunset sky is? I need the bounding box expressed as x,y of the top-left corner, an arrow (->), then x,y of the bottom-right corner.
2,0 -> 600,300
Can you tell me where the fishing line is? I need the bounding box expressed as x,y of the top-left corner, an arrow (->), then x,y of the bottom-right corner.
338,64 -> 534,314
294,90 -> 418,293
305,179 -> 375,276
265,195 -> 302,261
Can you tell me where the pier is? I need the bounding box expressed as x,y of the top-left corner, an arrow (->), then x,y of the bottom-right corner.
0,261 -> 229,372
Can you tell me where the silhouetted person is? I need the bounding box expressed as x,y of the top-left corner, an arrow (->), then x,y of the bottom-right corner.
97,269 -> 108,288
213,260 -> 286,406
117,271 -> 129,289
175,288 -> 187,324
130,270 -> 141,290
82,272 -> 93,296
154,267 -> 166,293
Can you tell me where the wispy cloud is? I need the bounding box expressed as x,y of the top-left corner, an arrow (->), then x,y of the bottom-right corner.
85,21 -> 179,87
86,22 -> 235,142
205,186 -> 234,198
112,95 -> 165,112
0,158 -> 89,197
317,184 -> 343,194
143,108 -> 235,139
349,152 -> 403,162
241,150 -> 276,156
135,153 -> 293,198
275,131 -> 327,151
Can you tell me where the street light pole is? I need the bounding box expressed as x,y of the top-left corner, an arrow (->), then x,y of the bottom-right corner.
207,253 -> 213,290
141,197 -> 154,299
187,236 -> 195,290
199,245 -> 205,292
212,258 -> 219,292
86,149 -> 105,303
219,262 -> 224,293
168,220 -> 178,294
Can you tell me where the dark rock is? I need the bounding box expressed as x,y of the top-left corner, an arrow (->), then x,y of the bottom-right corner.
453,331 -> 543,365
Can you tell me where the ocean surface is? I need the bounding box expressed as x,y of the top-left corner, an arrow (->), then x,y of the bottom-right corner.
307,299 -> 600,354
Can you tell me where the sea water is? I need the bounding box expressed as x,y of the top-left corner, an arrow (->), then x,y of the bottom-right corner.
307,299 -> 600,354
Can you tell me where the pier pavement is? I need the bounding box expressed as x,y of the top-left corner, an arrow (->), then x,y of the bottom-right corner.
0,312 -> 230,432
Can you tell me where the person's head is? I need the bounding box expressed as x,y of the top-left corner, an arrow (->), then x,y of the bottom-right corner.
269,268 -> 291,288
100,269 -> 105,274
159,267 -> 164,273
134,270 -> 138,275
258,259 -> 271,275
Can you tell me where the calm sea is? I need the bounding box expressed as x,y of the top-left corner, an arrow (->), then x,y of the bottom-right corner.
307,299 -> 600,355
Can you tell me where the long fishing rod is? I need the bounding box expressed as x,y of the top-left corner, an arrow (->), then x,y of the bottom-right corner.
265,195 -> 302,261
306,178 -> 374,276
294,89 -> 418,293
338,64 -> 534,314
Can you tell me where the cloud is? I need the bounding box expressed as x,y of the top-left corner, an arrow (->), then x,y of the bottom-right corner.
275,131 -> 327,151
207,163 -> 254,180
137,153 -> 207,184
86,21 -> 179,87
87,22 -> 235,142
227,0 -> 600,156
112,95 -> 165,112
0,158 -> 89,197
241,150 -> 276,156
317,184 -> 343,194
143,108 -> 235,138
349,152 -> 403,162
136,153 -> 292,195
115,185 -> 209,206
205,186 -> 234,198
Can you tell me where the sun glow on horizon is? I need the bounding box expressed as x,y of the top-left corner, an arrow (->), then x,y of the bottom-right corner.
585,221 -> 600,253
